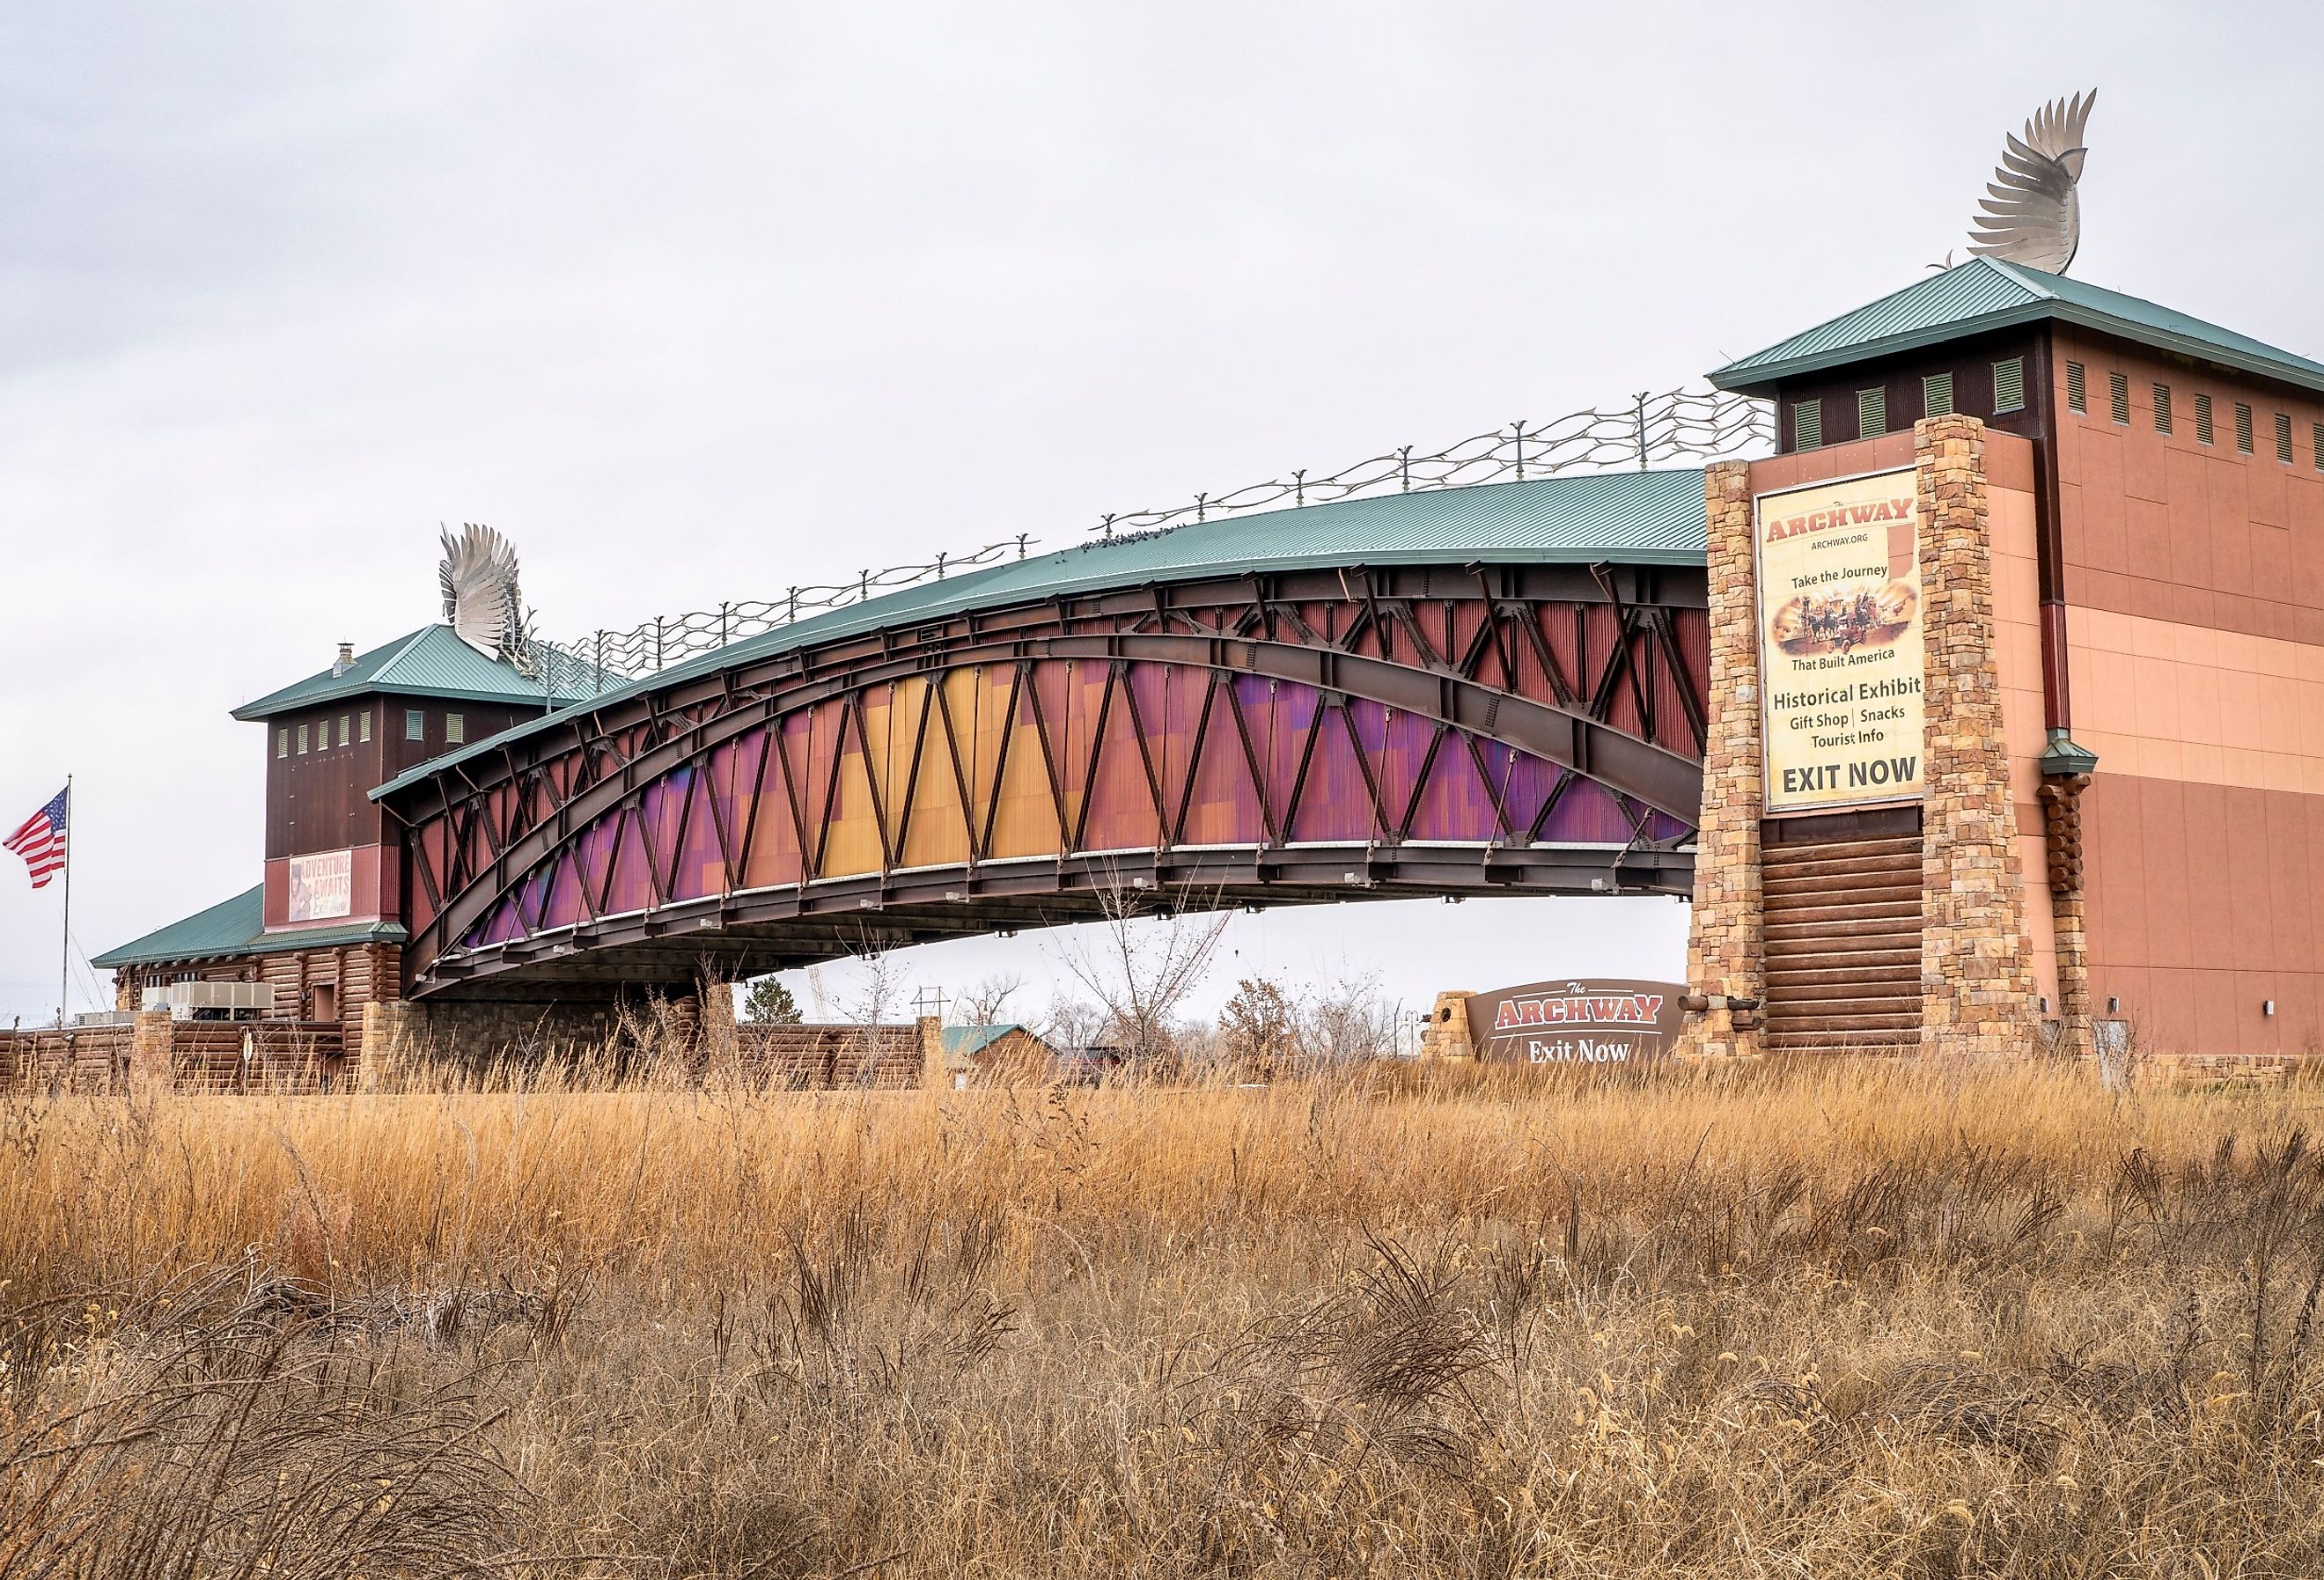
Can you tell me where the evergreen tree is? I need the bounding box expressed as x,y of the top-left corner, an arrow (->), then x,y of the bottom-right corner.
740,976 -> 804,1025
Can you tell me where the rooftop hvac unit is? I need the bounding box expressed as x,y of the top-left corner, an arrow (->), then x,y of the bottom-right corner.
141,981 -> 276,1018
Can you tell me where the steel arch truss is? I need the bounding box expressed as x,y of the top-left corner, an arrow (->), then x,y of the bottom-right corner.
384,561 -> 1710,996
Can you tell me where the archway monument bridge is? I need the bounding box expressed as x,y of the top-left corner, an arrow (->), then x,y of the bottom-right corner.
376,389 -> 1762,1012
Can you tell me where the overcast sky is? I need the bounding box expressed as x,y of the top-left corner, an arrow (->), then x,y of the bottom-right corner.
4,2 -> 2319,1027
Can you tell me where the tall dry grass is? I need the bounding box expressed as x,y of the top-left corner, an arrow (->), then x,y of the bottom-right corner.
6,1059 -> 2324,1576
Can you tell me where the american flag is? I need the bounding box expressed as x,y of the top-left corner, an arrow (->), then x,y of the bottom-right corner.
5,787 -> 69,890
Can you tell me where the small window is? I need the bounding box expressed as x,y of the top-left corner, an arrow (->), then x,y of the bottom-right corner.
337,715 -> 350,746
1857,386 -> 1886,437
2065,361 -> 2086,414
2108,371 -> 2130,425
296,724 -> 309,754
276,728 -> 288,760
445,713 -> 466,745
406,709 -> 424,742
2152,384 -> 2173,435
1791,399 -> 1822,451
1923,371 -> 1955,418
2195,393 -> 2215,445
2235,401 -> 2254,454
2276,412 -> 2295,465
1992,357 -> 2025,413
358,710 -> 371,743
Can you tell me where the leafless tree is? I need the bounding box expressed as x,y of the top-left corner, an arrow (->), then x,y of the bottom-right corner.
1297,968 -> 1399,1071
952,973 -> 1026,1030
837,952 -> 909,1088
1039,996 -> 1107,1053
1050,871 -> 1232,1071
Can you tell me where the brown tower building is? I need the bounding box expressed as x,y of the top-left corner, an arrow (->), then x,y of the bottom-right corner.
93,627 -> 581,1039
1699,259 -> 2324,1064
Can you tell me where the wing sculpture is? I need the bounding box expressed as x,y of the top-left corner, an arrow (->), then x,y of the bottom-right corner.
1967,91 -> 2095,275
438,523 -> 524,660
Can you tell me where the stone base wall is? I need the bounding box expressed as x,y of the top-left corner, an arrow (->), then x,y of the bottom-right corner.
359,997 -> 627,1087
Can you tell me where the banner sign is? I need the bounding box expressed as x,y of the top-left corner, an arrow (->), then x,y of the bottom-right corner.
1754,467 -> 1924,814
287,849 -> 353,922
1463,979 -> 1685,1066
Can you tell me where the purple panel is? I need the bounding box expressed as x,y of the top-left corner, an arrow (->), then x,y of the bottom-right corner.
673,762 -> 724,900
641,769 -> 689,894
1240,674 -> 1313,806
1478,740 -> 1563,836
1127,663 -> 1184,805
474,898 -> 523,947
512,863 -> 549,931
604,810 -> 654,915
1364,702 -> 1434,830
540,853 -> 586,930
1407,734 -> 1504,841
570,817 -> 620,916
1289,703 -> 1377,843
1538,777 -> 1638,845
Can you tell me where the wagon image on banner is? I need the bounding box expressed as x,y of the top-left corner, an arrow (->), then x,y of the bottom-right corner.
1463,980 -> 1686,1066
1754,467 -> 1924,814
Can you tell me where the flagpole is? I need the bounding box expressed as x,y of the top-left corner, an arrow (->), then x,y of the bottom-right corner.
57,776 -> 70,1030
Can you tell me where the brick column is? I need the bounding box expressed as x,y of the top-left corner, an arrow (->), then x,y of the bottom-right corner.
128,1010 -> 174,1092
2040,772 -> 2095,1061
1679,460 -> 1766,1058
1916,416 -> 2038,1057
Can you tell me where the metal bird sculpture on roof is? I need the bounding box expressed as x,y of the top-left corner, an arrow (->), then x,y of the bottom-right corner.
1967,91 -> 2096,275
438,522 -> 526,663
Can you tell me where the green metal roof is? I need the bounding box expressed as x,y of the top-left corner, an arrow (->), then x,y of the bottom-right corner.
91,886 -> 408,969
375,468 -> 1710,801
1710,258 -> 2324,399
943,1024 -> 1033,1057
232,624 -> 598,722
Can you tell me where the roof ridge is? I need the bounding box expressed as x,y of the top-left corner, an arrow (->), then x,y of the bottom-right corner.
1980,256 -> 2065,301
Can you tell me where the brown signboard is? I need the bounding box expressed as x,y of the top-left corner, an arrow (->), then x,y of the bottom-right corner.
1464,979 -> 1686,1066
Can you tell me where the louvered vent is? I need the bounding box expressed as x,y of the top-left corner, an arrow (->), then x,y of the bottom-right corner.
2313,423 -> 2323,471
1857,387 -> 1886,437
2236,402 -> 2254,454
2195,393 -> 2215,445
1792,399 -> 1822,452
1923,371 -> 1954,419
2277,413 -> 2295,464
2065,361 -> 2086,413
2108,371 -> 2130,425
1992,357 -> 2025,413
2152,384 -> 2173,435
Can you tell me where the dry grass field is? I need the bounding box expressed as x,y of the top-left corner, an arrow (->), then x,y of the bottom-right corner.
7,1058 -> 2324,1577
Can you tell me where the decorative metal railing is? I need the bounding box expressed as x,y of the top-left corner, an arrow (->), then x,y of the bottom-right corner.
1091,386 -> 1769,540
535,384 -> 1768,690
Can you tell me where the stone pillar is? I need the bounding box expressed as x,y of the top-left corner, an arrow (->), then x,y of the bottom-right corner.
917,1016 -> 949,1090
128,1010 -> 174,1092
1420,991 -> 1475,1059
358,998 -> 420,1091
1916,416 -> 2038,1057
1679,460 -> 1767,1058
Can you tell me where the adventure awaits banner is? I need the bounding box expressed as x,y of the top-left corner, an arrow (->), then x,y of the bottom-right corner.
1463,980 -> 1685,1066
1754,467 -> 1924,814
